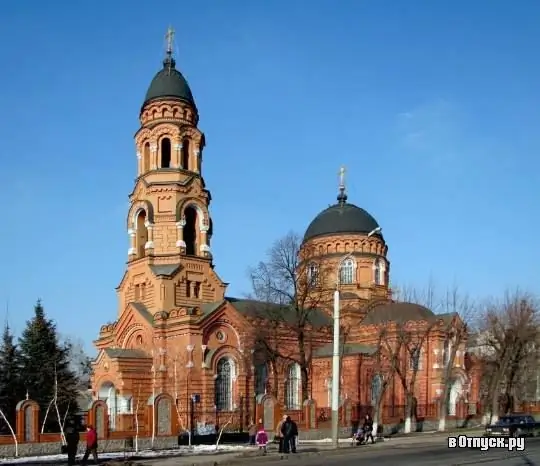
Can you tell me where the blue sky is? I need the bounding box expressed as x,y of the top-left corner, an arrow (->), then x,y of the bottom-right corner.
1,1 -> 539,354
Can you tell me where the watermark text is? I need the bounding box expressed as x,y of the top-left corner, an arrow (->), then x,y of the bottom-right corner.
448,435 -> 525,451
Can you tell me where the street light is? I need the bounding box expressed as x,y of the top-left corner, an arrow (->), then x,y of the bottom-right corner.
331,286 -> 340,448
367,227 -> 382,237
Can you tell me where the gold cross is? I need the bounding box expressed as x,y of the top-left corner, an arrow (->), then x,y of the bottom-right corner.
339,166 -> 346,188
165,26 -> 175,54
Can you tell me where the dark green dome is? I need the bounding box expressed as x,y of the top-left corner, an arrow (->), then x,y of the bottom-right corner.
143,57 -> 196,108
303,202 -> 381,242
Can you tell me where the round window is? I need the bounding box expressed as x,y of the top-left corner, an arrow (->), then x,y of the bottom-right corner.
216,330 -> 226,342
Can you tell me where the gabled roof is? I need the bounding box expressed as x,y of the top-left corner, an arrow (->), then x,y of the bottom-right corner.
226,297 -> 332,328
149,264 -> 181,277
104,348 -> 150,359
362,302 -> 434,325
129,302 -> 154,324
313,342 -> 376,358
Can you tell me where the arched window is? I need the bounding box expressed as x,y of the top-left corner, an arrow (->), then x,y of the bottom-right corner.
285,363 -> 301,410
161,138 -> 171,168
374,259 -> 383,285
183,207 -> 198,255
254,363 -> 268,396
215,357 -> 235,411
339,258 -> 355,285
307,262 -> 319,287
135,210 -> 148,258
371,373 -> 383,406
98,382 -> 118,431
143,142 -> 151,173
181,138 -> 190,170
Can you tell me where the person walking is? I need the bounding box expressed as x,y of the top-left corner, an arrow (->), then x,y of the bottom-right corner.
363,414 -> 375,444
255,423 -> 269,454
81,424 -> 99,465
280,416 -> 294,454
64,418 -> 80,466
275,415 -> 287,453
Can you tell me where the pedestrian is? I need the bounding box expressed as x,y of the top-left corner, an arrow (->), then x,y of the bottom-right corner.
290,417 -> 298,453
363,414 -> 375,444
255,423 -> 269,454
81,424 -> 99,465
64,418 -> 80,466
280,416 -> 295,454
248,419 -> 257,445
275,414 -> 287,453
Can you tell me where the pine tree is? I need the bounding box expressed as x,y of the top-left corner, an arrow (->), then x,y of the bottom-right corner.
18,300 -> 80,431
0,323 -> 22,431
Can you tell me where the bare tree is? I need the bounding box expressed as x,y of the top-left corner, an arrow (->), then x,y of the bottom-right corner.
0,407 -> 17,456
169,347 -> 191,445
479,291 -> 539,424
249,231 -> 333,404
370,328 -> 398,435
436,288 -> 476,431
382,319 -> 434,434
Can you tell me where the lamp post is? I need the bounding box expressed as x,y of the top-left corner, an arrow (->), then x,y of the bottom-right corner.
331,287 -> 340,448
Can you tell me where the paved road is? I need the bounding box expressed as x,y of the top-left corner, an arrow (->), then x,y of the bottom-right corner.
274,439 -> 540,466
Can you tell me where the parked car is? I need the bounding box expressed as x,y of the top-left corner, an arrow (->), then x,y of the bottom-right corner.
484,414 -> 540,437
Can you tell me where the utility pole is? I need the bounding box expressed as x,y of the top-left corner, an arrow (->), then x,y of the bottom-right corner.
331,288 -> 340,448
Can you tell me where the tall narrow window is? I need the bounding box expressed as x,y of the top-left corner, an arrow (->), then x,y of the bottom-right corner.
135,210 -> 148,258
339,258 -> 355,285
181,138 -> 190,170
374,259 -> 383,285
285,363 -> 301,410
215,358 -> 234,411
161,138 -> 171,168
193,282 -> 201,298
143,142 -> 151,173
183,207 -> 198,255
254,363 -> 268,396
307,263 -> 319,287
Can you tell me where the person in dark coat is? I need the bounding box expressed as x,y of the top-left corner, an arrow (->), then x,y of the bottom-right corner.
81,424 -> 99,465
363,414 -> 375,444
280,416 -> 295,454
64,418 -> 80,466
289,418 -> 298,453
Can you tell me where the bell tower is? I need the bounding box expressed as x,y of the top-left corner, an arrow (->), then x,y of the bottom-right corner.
120,28 -> 227,316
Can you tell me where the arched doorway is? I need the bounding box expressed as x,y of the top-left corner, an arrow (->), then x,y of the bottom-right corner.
448,378 -> 463,416
98,382 -> 118,430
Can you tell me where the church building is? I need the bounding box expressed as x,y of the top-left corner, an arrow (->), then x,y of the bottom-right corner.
91,31 -> 478,433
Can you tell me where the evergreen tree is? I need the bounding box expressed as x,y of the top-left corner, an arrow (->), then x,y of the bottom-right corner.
18,300 -> 79,431
0,323 -> 22,432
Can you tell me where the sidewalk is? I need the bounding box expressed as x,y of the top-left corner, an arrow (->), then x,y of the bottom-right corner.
138,430 -> 486,466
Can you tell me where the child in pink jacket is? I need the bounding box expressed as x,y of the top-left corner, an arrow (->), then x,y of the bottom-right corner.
255,425 -> 269,454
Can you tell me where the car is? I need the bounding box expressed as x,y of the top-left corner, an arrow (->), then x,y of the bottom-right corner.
484,414 -> 540,438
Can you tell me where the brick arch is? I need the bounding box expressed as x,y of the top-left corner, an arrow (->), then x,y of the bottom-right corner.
151,124 -> 181,140
120,323 -> 146,349
179,125 -> 203,144
135,127 -> 153,146
203,321 -> 242,349
175,197 -> 208,226
210,345 -> 246,375
147,393 -> 176,437
127,200 -> 154,229
117,323 -> 144,348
